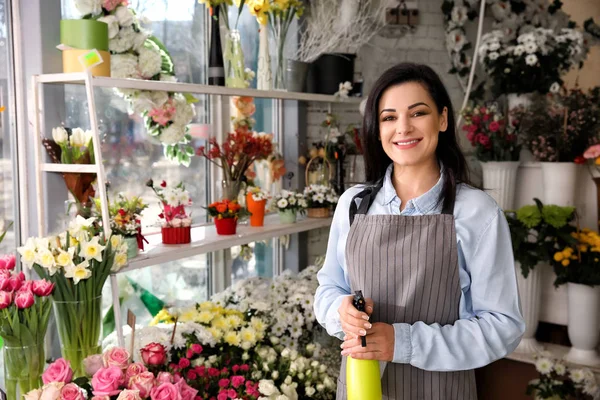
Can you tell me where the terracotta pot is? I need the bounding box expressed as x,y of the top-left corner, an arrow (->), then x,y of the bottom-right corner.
246,193 -> 267,227
215,217 -> 237,235
307,207 -> 330,218
161,226 -> 191,244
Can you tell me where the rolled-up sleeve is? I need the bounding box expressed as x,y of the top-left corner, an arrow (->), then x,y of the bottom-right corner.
314,191 -> 355,341
392,209 -> 525,371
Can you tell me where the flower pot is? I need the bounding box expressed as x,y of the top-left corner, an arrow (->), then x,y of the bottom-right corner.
124,236 -> 139,260
161,226 -> 191,245
540,162 -> 579,207
215,217 -> 238,235
53,296 -> 103,378
3,341 -> 45,400
307,53 -> 356,95
286,59 -> 309,93
307,207 -> 331,218
278,209 -> 297,224
514,262 -> 544,354
565,282 -> 600,366
246,194 -> 267,227
480,161 -> 520,210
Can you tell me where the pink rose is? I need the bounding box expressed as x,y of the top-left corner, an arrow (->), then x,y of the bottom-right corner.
150,382 -> 181,400
103,347 -> 131,370
190,344 -> 202,354
217,392 -> 228,400
15,290 -> 35,309
40,382 -> 65,400
0,254 -> 16,270
0,290 -> 12,309
128,371 -> 155,398
155,372 -> 173,384
33,279 -> 55,297
43,359 -> 74,384
489,121 -> 500,132
91,397 -> 110,400
83,354 -> 104,377
102,0 -> 126,11
174,377 -> 198,400
140,343 -> 166,366
92,367 -> 124,397
23,388 -> 42,400
584,144 -> 600,159
125,362 -> 147,381
60,383 -> 85,400
178,358 -> 190,369
482,114 -> 490,122
231,376 -> 245,388
116,390 -> 142,400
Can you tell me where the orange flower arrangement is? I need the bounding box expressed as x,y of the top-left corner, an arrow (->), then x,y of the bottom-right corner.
206,199 -> 246,220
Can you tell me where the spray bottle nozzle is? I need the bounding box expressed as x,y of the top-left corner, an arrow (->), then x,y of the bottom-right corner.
353,290 -> 367,347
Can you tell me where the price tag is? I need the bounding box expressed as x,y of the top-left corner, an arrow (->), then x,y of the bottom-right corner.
78,49 -> 104,70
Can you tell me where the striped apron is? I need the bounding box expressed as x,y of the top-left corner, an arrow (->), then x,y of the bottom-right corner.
336,181 -> 477,400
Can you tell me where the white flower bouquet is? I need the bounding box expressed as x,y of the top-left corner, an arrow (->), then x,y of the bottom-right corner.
18,216 -> 128,377
478,27 -> 588,95
526,352 -> 598,398
303,185 -> 339,209
246,186 -> 269,202
273,190 -> 307,213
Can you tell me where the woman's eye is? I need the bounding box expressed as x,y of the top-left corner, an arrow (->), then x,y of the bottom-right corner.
381,115 -> 395,122
412,111 -> 426,117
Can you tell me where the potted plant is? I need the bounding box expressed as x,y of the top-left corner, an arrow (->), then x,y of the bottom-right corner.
95,192 -> 147,259
551,228 -> 600,366
196,129 -> 274,201
515,91 -> 596,207
505,199 -> 576,354
273,190 -> 308,224
245,186 -> 269,227
462,103 -> 521,209
303,184 -> 338,218
526,353 -> 597,399
147,180 -> 193,245
207,199 -> 245,235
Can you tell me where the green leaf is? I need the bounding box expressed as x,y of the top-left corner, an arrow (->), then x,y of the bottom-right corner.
183,93 -> 199,104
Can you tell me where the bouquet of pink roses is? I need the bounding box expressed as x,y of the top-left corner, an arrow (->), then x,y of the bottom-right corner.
0,257 -> 54,400
25,345 -> 198,400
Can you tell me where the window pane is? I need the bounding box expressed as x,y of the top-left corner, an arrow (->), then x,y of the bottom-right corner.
230,240 -> 274,284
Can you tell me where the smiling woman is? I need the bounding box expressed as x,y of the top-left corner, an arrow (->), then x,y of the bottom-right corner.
314,63 -> 525,399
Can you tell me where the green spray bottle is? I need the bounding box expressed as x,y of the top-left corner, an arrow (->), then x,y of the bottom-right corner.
346,290 -> 382,400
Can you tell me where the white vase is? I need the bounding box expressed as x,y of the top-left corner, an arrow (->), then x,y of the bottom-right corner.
540,162 -> 579,207
257,26 -> 271,90
565,282 -> 600,366
514,262 -> 544,354
480,161 -> 520,210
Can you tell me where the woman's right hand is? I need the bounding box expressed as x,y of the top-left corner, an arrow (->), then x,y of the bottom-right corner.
338,296 -> 374,338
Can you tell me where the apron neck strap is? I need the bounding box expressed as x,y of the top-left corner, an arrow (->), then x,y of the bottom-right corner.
349,179 -> 384,226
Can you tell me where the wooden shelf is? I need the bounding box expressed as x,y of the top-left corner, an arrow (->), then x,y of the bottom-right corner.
506,342 -> 600,375
116,214 -> 332,274
36,73 -> 363,104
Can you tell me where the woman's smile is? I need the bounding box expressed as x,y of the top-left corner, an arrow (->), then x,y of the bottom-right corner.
392,137 -> 423,150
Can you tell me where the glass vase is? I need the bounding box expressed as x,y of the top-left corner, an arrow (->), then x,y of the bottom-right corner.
3,341 -> 45,400
222,178 -> 243,202
272,25 -> 287,91
224,29 -> 247,88
53,296 -> 103,378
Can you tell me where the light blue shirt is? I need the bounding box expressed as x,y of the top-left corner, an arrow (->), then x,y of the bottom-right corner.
314,165 -> 525,372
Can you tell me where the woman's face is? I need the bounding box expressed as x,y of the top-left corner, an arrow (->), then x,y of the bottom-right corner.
378,82 -> 448,168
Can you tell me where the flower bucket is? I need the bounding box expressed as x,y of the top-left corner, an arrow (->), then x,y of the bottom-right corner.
124,236 -> 139,260
246,194 -> 267,227
3,341 -> 45,400
514,262 -> 544,354
565,282 -> 600,366
540,162 -> 579,207
215,217 -> 237,235
278,209 -> 297,224
307,207 -> 330,218
480,161 -> 520,210
161,226 -> 191,245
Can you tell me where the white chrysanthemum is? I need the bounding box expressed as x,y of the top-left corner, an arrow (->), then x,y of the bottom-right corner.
571,369 -> 586,384
446,29 -> 466,52
138,47 -> 163,78
513,45 -> 525,56
488,52 -> 500,61
111,54 -> 140,79
277,198 -> 289,209
553,363 -> 566,375
450,5 -> 468,25
75,0 -> 102,16
549,82 -> 560,94
535,357 -> 553,375
525,54 -> 538,66
524,41 -> 537,54
159,124 -> 186,145
173,95 -> 196,127
98,15 -> 119,39
115,6 -> 134,27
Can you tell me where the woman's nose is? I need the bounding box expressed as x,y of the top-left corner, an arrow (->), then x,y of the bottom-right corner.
395,115 -> 413,134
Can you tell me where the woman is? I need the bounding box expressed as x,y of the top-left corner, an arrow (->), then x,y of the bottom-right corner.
314,63 -> 525,399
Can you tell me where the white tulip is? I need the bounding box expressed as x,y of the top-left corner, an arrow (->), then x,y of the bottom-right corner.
75,0 -> 102,17
52,127 -> 68,144
70,128 -> 86,147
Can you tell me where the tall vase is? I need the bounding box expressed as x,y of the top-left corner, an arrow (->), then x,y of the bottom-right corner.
222,178 -> 243,202
53,296 -> 103,378
514,262 -> 544,354
480,161 -> 520,210
540,162 -> 579,207
270,18 -> 287,91
208,5 -> 225,86
257,26 -> 271,90
565,282 -> 600,366
224,29 -> 246,88
3,342 -> 45,400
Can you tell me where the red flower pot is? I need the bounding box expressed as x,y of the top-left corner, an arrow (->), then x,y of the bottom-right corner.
161,226 -> 191,244
215,217 -> 237,235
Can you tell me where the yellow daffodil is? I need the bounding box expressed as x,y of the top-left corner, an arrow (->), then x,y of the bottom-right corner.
17,238 -> 38,267
36,248 -> 57,270
248,0 -> 269,24
55,248 -> 75,267
113,252 -> 128,270
64,260 -> 92,284
79,236 -> 106,262
111,235 -> 122,249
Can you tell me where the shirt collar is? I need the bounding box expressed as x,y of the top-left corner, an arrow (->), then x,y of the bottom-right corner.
380,163 -> 445,214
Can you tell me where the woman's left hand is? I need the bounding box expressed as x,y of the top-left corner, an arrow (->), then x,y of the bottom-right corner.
340,322 -> 395,362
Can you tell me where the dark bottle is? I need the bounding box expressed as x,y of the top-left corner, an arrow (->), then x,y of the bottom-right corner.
208,5 -> 225,86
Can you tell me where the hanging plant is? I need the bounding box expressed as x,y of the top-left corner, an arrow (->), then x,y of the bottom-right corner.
74,0 -> 197,166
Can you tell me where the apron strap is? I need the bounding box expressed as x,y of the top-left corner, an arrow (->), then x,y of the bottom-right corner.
349,179 -> 384,226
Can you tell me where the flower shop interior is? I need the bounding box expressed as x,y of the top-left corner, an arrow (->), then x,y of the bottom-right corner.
1,0 -> 600,399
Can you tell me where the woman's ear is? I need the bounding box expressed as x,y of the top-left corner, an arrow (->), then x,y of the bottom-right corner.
439,107 -> 448,132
